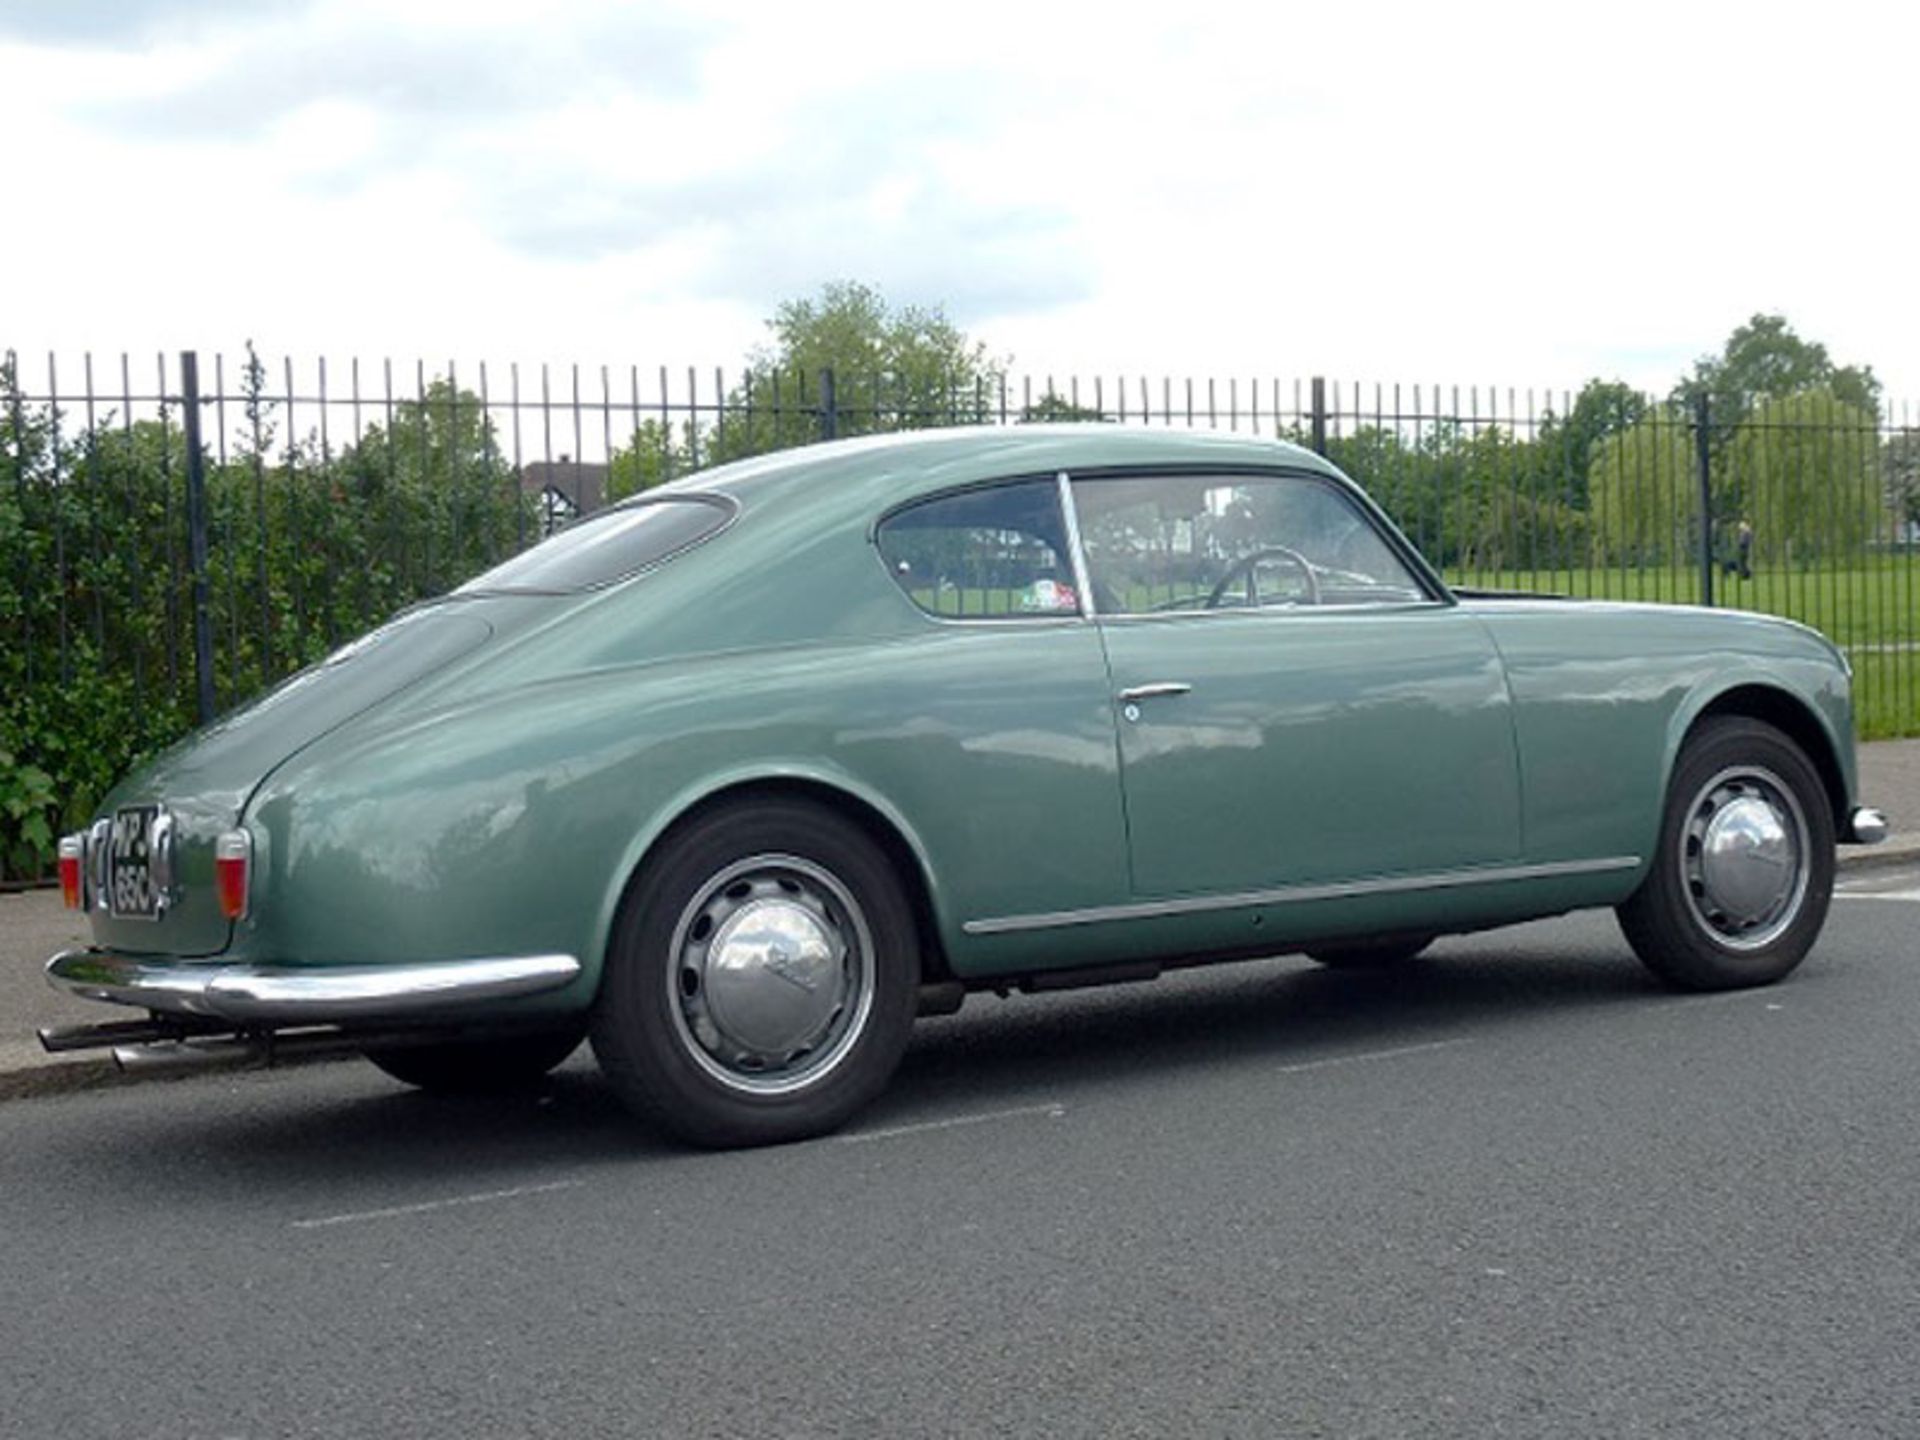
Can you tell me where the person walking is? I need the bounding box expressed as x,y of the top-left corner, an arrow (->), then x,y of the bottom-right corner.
1736,517 -> 1754,580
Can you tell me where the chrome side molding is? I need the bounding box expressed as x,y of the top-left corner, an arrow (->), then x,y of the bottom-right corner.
964,855 -> 1642,936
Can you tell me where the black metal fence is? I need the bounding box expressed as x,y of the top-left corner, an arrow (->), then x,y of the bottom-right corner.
3,347 -> 1916,879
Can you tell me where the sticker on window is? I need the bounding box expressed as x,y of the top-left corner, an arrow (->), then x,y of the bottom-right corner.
1019,579 -> 1079,613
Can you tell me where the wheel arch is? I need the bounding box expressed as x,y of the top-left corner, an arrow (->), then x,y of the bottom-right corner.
602,773 -> 956,993
1677,683 -> 1850,831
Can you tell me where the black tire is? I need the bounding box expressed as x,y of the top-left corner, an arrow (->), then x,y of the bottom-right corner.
364,1027 -> 584,1094
1617,716 -> 1835,991
590,799 -> 920,1148
1305,935 -> 1434,969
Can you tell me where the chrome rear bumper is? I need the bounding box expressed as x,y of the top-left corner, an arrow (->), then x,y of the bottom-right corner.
45,949 -> 582,1025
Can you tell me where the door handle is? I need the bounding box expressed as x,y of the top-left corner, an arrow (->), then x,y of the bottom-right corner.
1117,682 -> 1193,702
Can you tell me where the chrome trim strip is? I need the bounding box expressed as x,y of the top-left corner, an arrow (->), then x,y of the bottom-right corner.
1093,600 -> 1451,623
46,950 -> 582,1023
88,818 -> 111,912
962,856 -> 1642,936
149,810 -> 177,916
1056,470 -> 1098,619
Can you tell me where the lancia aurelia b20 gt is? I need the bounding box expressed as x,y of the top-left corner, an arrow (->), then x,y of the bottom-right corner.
47,427 -> 1886,1145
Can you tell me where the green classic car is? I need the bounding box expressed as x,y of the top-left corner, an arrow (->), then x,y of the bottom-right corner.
45,426 -> 1887,1145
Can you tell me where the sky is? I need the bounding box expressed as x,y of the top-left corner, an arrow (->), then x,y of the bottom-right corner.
2,0 -> 1916,412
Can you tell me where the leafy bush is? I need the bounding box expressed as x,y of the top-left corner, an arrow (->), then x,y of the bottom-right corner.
0,746 -> 55,881
0,359 -> 536,880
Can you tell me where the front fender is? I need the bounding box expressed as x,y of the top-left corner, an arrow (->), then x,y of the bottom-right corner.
1660,658 -> 1856,826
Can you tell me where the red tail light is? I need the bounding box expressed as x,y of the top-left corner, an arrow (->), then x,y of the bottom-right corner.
215,831 -> 252,921
58,835 -> 85,910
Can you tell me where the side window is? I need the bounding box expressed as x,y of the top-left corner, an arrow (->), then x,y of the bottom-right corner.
877,479 -> 1081,620
1070,473 -> 1427,615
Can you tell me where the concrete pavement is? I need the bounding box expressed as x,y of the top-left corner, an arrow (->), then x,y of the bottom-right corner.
6,738 -> 1920,1100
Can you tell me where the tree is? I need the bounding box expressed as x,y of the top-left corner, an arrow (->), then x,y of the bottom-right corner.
1727,388 -> 1881,564
706,282 -> 1005,462
1885,430 -> 1920,534
606,417 -> 698,503
334,377 -> 514,498
1673,313 -> 1881,425
1588,414 -> 1699,565
1019,392 -> 1108,423
1535,380 -> 1649,508
332,377 -> 525,594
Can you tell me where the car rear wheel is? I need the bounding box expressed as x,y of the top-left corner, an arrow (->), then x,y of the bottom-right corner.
591,799 -> 920,1148
1617,716 -> 1834,991
363,1027 -> 584,1094
1305,935 -> 1434,969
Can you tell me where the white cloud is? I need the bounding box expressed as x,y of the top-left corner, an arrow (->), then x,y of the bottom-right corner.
2,0 -> 1915,405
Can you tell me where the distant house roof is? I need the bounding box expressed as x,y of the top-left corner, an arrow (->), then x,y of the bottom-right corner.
518,458 -> 609,515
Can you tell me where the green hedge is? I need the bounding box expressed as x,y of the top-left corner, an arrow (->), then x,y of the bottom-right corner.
0,365 -> 536,881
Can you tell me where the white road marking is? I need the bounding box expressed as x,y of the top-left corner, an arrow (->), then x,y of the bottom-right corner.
1270,1039 -> 1466,1075
1836,887 -> 1920,902
292,1179 -> 583,1230
840,1102 -> 1067,1144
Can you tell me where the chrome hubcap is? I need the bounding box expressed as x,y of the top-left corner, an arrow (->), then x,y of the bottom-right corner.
668,854 -> 873,1095
1681,766 -> 1809,951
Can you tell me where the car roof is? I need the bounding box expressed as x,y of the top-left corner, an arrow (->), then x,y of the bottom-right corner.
642,424 -> 1344,517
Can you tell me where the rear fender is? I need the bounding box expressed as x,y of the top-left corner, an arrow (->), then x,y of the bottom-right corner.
593,762 -> 948,988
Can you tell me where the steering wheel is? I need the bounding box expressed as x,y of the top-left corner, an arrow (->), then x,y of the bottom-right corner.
1205,546 -> 1321,609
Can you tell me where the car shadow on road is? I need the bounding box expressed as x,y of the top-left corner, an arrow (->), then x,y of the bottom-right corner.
865,936 -> 1733,1126
33,927 -> 1814,1192
34,1057 -> 676,1200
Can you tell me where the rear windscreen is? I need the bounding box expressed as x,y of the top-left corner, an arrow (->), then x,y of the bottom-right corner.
456,497 -> 731,594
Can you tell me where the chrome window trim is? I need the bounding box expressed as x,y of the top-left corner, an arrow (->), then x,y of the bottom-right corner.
1062,466 -> 1446,614
1089,599 -> 1453,624
872,473 -> 1093,627
961,856 -> 1642,936
895,613 -> 1093,631
1057,470 -> 1098,619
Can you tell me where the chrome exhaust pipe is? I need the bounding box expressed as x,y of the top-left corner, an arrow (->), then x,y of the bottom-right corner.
38,1015 -> 229,1053
111,1036 -> 264,1075
109,1025 -> 431,1075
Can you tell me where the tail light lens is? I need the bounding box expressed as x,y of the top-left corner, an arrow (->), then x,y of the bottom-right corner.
215,830 -> 252,921
58,835 -> 85,910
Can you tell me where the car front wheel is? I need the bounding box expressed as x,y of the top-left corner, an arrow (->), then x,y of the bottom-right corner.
591,799 -> 920,1148
1617,716 -> 1835,991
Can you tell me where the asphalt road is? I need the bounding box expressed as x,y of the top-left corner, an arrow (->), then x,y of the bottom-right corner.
5,893 -> 1919,1439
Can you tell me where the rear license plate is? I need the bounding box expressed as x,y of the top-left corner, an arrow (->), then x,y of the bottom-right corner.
108,805 -> 163,919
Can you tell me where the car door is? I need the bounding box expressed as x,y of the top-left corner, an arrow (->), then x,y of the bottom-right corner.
871,475 -> 1135,947
1070,470 -> 1521,901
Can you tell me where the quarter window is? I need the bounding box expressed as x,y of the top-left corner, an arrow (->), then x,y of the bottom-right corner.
877,479 -> 1080,619
1070,474 -> 1427,614
456,497 -> 730,594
